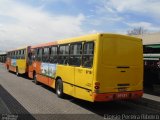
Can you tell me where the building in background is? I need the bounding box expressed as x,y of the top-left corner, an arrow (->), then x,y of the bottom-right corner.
133,32 -> 160,44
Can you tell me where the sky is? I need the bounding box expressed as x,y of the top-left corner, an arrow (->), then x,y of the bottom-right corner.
0,0 -> 160,51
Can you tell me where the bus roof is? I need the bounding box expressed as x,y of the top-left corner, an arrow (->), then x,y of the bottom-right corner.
31,33 -> 141,48
31,41 -> 57,49
7,46 -> 29,52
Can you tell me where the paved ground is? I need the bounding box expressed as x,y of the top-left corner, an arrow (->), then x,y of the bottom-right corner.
0,63 -> 160,120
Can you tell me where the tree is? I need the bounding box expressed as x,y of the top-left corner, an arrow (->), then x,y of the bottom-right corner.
127,27 -> 147,35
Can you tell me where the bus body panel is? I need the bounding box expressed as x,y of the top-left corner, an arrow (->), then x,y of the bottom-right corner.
16,59 -> 27,74
93,35 -> 143,101
74,67 -> 94,101
28,65 -> 34,79
48,77 -> 56,88
9,65 -> 17,73
56,65 -> 75,96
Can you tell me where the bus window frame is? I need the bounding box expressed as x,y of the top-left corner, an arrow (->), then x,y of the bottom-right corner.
69,42 -> 82,67
36,47 -> 43,61
58,44 -> 69,65
50,45 -> 58,64
42,47 -> 50,63
82,41 -> 94,69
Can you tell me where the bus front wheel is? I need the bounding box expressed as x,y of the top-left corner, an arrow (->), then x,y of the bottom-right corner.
56,79 -> 64,98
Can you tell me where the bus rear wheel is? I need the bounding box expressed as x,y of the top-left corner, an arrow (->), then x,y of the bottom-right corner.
56,79 -> 64,98
34,73 -> 39,85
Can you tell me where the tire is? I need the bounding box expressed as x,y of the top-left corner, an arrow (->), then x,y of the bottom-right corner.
16,67 -> 19,76
34,73 -> 39,85
56,79 -> 64,98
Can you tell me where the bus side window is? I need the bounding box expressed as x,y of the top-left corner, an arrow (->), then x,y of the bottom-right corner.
7,52 -> 9,58
13,51 -> 16,59
12,52 -> 14,59
69,43 -> 82,66
34,49 -> 38,61
17,51 -> 19,59
9,52 -> 11,59
50,46 -> 58,63
31,49 -> 36,61
58,45 -> 69,65
12,51 -> 14,59
42,47 -> 49,63
37,48 -> 43,61
10,52 -> 12,59
20,50 -> 23,59
28,50 -> 33,65
23,49 -> 26,59
82,42 -> 94,68
19,50 -> 21,59
15,51 -> 17,59
11,52 -> 13,59
21,49 -> 25,59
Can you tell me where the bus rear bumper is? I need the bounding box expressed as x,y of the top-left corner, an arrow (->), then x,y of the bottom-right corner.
93,90 -> 143,102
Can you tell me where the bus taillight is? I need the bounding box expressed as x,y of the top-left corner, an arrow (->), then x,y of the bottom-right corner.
94,86 -> 100,89
94,82 -> 100,89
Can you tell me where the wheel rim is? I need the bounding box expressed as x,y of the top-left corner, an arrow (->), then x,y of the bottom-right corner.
57,83 -> 61,95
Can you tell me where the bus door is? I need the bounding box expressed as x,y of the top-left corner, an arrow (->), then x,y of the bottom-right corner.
74,42 -> 94,101
40,47 -> 51,85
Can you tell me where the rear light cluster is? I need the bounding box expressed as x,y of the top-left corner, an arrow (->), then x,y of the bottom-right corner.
131,93 -> 141,98
94,82 -> 100,89
94,86 -> 99,89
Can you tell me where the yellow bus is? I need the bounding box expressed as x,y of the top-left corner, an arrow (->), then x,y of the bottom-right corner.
28,33 -> 143,102
6,46 -> 31,76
